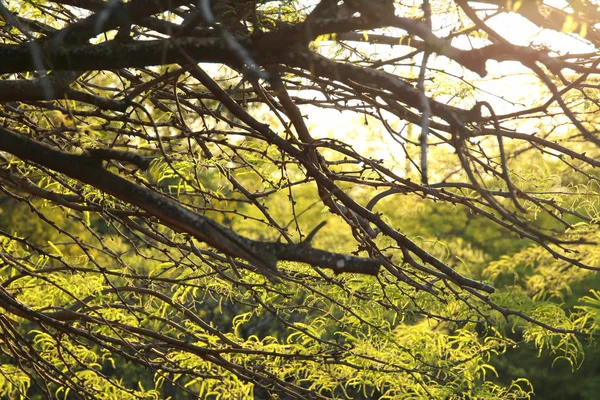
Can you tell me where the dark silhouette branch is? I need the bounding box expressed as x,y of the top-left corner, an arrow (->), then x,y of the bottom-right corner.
0,126 -> 381,279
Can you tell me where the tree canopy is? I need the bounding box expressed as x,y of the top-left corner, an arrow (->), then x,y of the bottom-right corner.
0,0 -> 599,398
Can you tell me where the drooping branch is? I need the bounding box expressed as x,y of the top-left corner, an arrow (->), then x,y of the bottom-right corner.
180,60 -> 495,294
0,126 -> 381,279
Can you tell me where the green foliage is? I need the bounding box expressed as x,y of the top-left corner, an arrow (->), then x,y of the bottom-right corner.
1,183 -> 596,398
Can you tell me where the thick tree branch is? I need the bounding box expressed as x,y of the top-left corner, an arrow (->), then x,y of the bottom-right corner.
0,126 -> 381,279
0,71 -> 131,110
0,19 -> 589,81
181,59 -> 494,294
0,71 -> 79,101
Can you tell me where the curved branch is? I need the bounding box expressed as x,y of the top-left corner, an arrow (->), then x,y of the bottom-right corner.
0,127 -> 381,280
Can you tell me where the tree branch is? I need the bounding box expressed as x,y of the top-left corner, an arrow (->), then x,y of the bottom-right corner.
0,126 -> 381,279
